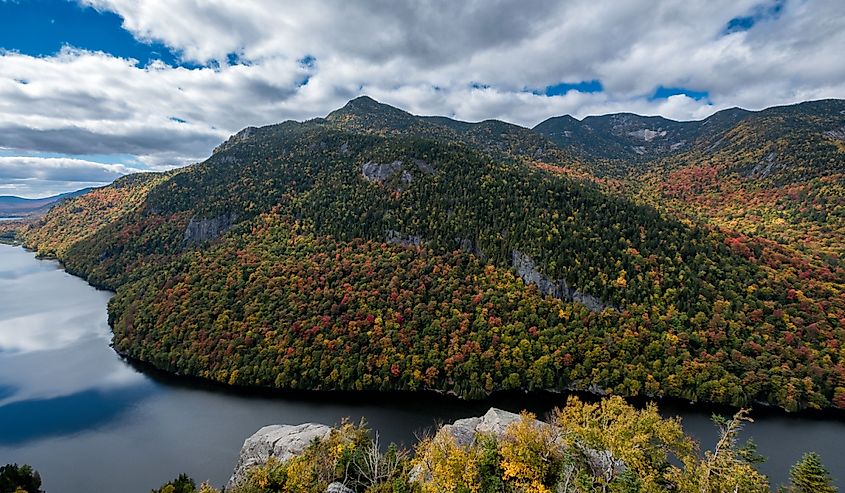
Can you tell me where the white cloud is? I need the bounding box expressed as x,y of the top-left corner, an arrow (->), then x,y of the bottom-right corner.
0,156 -> 143,197
0,0 -> 843,196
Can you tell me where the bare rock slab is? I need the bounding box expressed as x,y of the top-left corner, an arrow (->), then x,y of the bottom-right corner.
228,422 -> 332,489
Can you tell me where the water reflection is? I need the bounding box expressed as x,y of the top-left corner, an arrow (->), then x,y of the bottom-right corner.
0,335 -> 145,406
0,246 -> 145,409
0,386 -> 153,445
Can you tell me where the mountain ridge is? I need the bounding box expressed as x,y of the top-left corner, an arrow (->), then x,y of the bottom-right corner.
0,188 -> 92,217
13,96 -> 845,412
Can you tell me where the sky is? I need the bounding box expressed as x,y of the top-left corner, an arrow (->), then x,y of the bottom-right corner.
0,0 -> 844,197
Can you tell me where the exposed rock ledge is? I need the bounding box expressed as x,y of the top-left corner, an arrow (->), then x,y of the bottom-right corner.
512,249 -> 615,312
229,409 -> 624,491
361,158 -> 434,187
227,423 -> 332,489
415,408 -> 626,483
439,407 -> 536,447
824,125 -> 845,141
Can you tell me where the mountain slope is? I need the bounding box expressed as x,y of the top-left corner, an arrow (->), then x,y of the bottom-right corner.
534,100 -> 842,178
22,97 -> 845,411
633,99 -> 845,263
20,173 -> 167,260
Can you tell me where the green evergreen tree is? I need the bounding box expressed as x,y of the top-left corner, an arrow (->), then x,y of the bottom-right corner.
151,473 -> 197,493
787,452 -> 837,493
0,464 -> 42,493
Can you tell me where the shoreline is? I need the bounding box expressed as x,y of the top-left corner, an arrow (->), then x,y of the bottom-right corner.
9,242 -> 845,422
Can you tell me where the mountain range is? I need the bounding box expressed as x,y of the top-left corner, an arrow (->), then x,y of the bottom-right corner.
15,97 -> 845,411
0,188 -> 91,217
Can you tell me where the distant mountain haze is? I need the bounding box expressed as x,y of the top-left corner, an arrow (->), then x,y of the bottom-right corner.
0,188 -> 92,217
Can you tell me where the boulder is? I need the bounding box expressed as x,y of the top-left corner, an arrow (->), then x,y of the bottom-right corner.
325,482 -> 354,493
414,408 -> 626,485
411,408 -> 553,482
441,408 -> 537,447
227,422 -> 332,489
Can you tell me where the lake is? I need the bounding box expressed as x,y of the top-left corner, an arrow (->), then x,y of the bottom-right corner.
0,243 -> 843,492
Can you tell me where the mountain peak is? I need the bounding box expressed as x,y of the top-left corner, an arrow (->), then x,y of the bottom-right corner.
347,94 -> 381,106
326,95 -> 419,129
328,95 -> 408,118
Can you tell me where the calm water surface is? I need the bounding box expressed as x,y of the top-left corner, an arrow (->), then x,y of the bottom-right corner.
0,244 -> 843,492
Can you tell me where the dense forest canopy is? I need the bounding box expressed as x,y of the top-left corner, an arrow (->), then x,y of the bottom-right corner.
17,97 -> 845,411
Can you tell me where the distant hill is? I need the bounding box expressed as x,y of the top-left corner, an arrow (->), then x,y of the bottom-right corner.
0,188 -> 93,217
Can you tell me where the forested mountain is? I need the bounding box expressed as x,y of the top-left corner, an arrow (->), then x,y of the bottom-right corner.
17,97 -> 845,411
534,100 -> 844,178
635,100 -> 845,260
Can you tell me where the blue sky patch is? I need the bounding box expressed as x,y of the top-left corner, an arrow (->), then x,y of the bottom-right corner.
541,80 -> 603,96
724,16 -> 756,33
298,55 -> 316,68
0,0 -> 187,67
723,0 -> 785,34
651,86 -> 710,101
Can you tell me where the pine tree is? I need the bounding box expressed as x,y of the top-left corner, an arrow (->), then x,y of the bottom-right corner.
787,452 -> 837,493
0,464 -> 42,493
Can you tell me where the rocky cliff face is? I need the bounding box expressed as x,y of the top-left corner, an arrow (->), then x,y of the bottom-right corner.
385,229 -> 422,247
360,158 -> 434,188
183,213 -> 238,245
747,151 -> 785,179
824,125 -> 845,141
361,160 -> 408,184
512,250 -> 613,312
213,126 -> 257,154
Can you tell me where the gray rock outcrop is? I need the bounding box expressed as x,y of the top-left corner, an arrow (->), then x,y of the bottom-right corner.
824,125 -> 845,141
227,423 -> 332,489
414,408 -> 626,486
361,159 -> 435,187
362,160 -> 407,184
213,126 -> 256,154
511,250 -> 614,312
386,229 -> 422,247
325,482 -> 355,493
440,408 -> 547,447
627,128 -> 667,142
747,151 -> 784,179
183,212 -> 237,245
